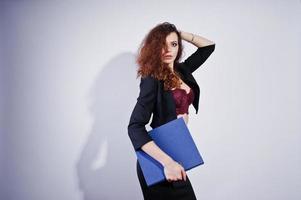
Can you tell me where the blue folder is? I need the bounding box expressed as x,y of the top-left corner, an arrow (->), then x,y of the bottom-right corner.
135,117 -> 204,187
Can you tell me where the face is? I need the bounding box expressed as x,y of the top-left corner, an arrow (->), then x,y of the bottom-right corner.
161,32 -> 179,65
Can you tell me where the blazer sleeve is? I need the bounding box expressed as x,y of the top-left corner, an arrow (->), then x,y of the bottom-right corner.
127,75 -> 158,151
182,44 -> 215,74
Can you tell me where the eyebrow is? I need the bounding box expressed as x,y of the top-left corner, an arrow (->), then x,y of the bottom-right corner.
165,40 -> 178,45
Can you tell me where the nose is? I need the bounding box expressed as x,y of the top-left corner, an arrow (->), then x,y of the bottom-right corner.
163,45 -> 171,53
167,44 -> 172,51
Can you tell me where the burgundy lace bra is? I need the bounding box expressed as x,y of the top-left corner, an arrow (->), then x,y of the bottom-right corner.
171,87 -> 195,115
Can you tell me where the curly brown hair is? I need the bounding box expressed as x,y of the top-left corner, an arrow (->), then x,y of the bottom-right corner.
136,22 -> 184,91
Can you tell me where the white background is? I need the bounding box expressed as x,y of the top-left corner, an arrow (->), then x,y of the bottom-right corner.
1,0 -> 300,199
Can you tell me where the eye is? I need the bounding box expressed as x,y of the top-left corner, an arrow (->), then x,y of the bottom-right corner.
172,42 -> 178,47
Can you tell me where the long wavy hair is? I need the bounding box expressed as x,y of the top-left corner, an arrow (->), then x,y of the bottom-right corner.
136,22 -> 184,91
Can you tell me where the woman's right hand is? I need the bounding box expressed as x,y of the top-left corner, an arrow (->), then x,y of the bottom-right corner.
163,159 -> 187,182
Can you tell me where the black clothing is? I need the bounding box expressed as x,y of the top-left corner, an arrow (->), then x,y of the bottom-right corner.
128,44 -> 215,199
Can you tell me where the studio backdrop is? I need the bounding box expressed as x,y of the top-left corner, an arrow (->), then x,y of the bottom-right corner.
0,0 -> 300,200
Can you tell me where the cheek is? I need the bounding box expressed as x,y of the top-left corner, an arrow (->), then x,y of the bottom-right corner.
173,48 -> 179,55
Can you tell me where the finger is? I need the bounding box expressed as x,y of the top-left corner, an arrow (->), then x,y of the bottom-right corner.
181,169 -> 187,181
167,176 -> 175,182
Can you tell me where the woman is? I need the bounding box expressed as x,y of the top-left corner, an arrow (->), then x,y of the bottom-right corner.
127,22 -> 215,200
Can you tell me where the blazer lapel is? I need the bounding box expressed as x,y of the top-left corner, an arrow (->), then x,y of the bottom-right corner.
158,80 -> 177,124
175,63 -> 200,113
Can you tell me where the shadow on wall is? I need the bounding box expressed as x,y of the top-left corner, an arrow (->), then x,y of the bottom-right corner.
76,52 -> 143,200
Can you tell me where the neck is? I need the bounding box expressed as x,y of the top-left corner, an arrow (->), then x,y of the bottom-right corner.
169,63 -> 174,72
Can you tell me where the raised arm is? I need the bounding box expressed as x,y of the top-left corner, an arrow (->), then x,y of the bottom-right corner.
179,30 -> 215,47
178,30 -> 216,73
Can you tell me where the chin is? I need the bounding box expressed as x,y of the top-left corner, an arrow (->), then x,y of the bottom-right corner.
162,60 -> 175,65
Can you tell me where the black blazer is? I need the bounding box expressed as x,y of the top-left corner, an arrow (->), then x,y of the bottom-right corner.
128,44 -> 215,151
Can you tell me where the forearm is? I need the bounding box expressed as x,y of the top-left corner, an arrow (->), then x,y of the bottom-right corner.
141,141 -> 174,167
179,30 -> 215,48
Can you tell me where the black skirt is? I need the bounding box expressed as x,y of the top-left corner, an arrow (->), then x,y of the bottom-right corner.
136,160 -> 197,200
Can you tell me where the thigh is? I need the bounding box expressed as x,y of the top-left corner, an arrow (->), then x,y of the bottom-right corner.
171,177 -> 197,200
136,160 -> 197,200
